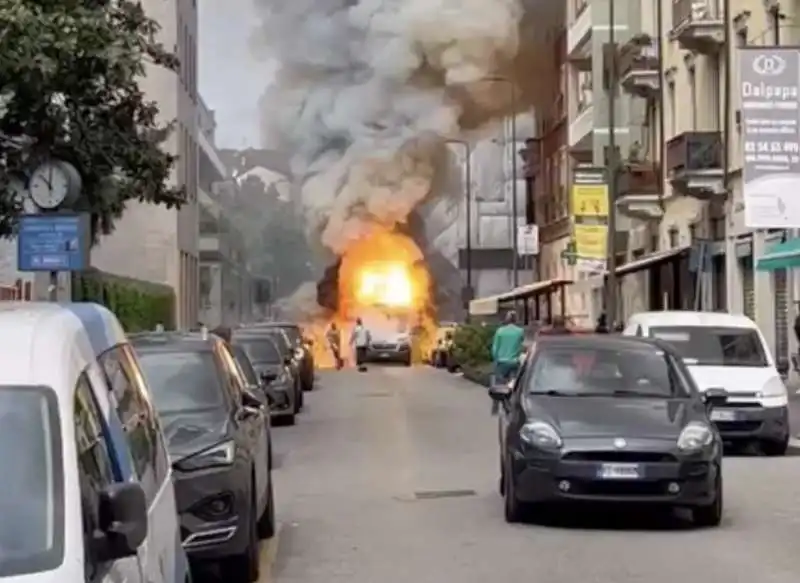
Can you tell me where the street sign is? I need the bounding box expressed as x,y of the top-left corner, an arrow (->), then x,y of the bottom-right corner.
17,213 -> 91,272
517,224 -> 539,256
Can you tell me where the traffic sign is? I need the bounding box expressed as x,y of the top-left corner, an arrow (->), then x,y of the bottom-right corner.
17,213 -> 91,272
517,225 -> 539,256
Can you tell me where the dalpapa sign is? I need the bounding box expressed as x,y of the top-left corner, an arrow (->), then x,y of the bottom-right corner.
739,47 -> 800,228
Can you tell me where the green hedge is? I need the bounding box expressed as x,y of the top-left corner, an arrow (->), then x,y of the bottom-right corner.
451,323 -> 497,367
72,269 -> 176,332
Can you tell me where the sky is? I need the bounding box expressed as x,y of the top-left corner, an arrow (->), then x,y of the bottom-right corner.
198,0 -> 275,149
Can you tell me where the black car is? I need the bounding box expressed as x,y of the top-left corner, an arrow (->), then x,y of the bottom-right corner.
489,335 -> 727,527
233,334 -> 298,425
236,327 -> 304,410
253,322 -> 315,391
131,332 -> 275,583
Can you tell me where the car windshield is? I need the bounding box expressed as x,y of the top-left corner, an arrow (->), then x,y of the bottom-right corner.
137,351 -> 225,414
231,346 -> 259,385
527,345 -> 688,398
237,339 -> 282,364
649,326 -> 768,367
0,386 -> 63,577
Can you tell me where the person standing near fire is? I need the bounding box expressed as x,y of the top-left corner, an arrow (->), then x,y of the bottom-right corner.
350,317 -> 371,372
327,322 -> 344,370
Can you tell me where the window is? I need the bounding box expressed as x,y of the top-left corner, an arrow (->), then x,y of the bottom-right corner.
688,67 -> 698,129
236,338 -> 282,365
649,326 -> 768,367
231,345 -> 259,386
137,351 -> 225,414
668,81 -> 676,135
75,374 -> 115,581
99,345 -> 169,502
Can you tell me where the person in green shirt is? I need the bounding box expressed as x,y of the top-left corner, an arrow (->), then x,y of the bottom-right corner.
490,311 -> 525,413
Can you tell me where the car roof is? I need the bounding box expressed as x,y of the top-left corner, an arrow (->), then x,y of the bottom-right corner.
249,321 -> 299,329
628,311 -> 757,329
535,334 -> 673,353
129,331 -> 219,353
0,302 -> 103,396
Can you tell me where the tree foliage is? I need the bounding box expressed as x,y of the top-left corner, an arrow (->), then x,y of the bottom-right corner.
0,0 -> 183,241
452,323 -> 497,367
229,175 -> 317,297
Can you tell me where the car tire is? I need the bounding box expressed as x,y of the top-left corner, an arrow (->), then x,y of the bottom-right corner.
692,473 -> 723,528
296,385 -> 304,411
403,357 -> 412,367
503,457 -> 526,523
225,494 -> 260,582
761,435 -> 789,456
284,413 -> 296,426
257,478 -> 276,539
499,458 -> 505,495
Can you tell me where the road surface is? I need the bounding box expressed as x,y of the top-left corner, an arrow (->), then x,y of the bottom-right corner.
255,367 -> 800,583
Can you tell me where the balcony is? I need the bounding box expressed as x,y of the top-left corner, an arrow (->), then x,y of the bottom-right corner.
617,35 -> 660,99
567,0 -> 592,60
666,131 -> 725,199
616,162 -> 664,221
670,0 -> 724,54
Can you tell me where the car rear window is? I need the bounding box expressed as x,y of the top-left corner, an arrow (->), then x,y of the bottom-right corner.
137,351 -> 225,414
649,326 -> 768,367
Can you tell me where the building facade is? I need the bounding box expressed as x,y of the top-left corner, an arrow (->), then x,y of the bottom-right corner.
90,0 -> 200,327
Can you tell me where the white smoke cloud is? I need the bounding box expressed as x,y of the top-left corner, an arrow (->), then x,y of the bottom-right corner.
251,0 -> 555,256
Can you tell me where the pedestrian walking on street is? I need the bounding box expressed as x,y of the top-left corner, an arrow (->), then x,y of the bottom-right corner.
490,311 -> 525,414
350,317 -> 371,372
327,322 -> 343,370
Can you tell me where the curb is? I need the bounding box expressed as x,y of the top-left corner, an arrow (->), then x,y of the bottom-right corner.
461,367 -> 491,387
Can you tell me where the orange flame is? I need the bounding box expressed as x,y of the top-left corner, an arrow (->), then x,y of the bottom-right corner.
306,229 -> 437,369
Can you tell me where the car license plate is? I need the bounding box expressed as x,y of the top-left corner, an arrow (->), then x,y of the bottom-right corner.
597,463 -> 641,480
710,409 -> 737,421
380,352 -> 390,358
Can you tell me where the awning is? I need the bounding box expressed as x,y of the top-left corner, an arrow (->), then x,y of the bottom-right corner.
468,278 -> 573,315
498,278 -> 573,302
616,245 -> 690,277
756,238 -> 800,271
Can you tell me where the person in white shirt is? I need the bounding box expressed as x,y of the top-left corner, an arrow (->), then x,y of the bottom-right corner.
350,317 -> 371,371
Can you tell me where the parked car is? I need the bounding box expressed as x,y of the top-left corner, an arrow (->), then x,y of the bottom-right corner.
489,334 -> 725,527
235,327 -> 304,410
233,334 -> 298,425
623,311 -> 790,455
131,331 -> 275,583
251,322 -> 315,391
0,303 -> 189,583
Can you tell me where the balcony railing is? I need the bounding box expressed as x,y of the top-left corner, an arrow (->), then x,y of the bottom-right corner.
672,0 -> 721,32
665,131 -> 722,174
618,163 -> 662,197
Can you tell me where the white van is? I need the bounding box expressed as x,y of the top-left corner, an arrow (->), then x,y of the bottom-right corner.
0,303 -> 187,583
623,311 -> 790,455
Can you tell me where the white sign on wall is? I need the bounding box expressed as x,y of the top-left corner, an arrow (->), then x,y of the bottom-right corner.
517,225 -> 539,256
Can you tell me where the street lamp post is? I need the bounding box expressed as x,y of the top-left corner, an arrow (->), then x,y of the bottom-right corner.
486,76 -> 519,287
447,139 -> 473,304
605,0 -> 620,326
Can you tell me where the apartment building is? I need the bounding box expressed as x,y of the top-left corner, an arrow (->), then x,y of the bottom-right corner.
197,98 -> 256,326
91,0 -> 200,327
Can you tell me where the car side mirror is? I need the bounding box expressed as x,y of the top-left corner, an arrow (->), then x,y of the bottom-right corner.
92,482 -> 148,561
284,355 -> 292,365
777,356 -> 790,377
703,387 -> 728,408
488,385 -> 512,402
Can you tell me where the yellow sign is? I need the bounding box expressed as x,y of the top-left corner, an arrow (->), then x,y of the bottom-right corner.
570,183 -> 609,217
573,224 -> 607,260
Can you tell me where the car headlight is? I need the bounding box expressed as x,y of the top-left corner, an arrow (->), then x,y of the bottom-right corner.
756,377 -> 788,399
677,422 -> 714,451
174,441 -> 235,471
519,421 -> 562,449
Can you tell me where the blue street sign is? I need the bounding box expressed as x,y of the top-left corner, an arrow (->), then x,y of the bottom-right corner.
17,213 -> 91,272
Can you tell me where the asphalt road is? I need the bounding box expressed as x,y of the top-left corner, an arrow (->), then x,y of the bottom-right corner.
256,367 -> 800,583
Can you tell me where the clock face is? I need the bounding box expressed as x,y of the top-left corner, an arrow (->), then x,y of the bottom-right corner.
29,163 -> 70,209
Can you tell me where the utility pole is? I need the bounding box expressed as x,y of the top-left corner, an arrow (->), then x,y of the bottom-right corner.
605,0 -> 619,325
510,104 -> 519,287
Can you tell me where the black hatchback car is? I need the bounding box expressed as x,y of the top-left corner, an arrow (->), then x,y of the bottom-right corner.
489,335 -> 727,527
235,327 -> 304,410
131,331 -> 275,582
